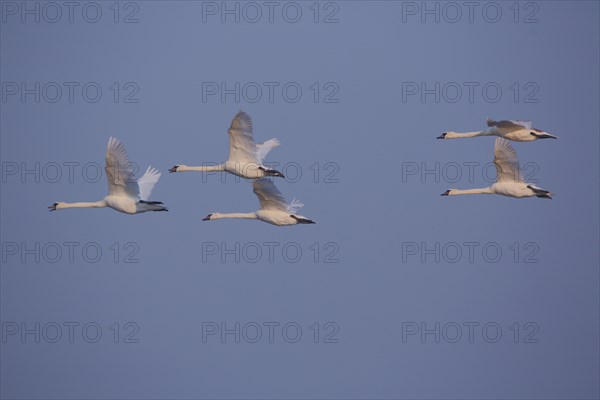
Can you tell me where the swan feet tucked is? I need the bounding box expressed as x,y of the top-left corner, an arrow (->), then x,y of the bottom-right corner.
258,166 -> 285,178
526,185 -> 552,199
138,200 -> 169,211
290,215 -> 316,224
529,131 -> 557,139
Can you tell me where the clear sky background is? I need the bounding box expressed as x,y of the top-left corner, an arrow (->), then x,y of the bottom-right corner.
1,1 -> 599,399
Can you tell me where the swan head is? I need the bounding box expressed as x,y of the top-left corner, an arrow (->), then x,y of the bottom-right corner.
440,190 -> 453,196
437,132 -> 459,139
48,202 -> 64,211
529,129 -> 557,140
169,165 -> 185,173
203,213 -> 215,221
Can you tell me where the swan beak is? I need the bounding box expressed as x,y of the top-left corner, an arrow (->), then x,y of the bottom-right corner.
441,190 -> 450,196
202,213 -> 212,221
48,203 -> 57,211
168,166 -> 178,173
437,133 -> 447,139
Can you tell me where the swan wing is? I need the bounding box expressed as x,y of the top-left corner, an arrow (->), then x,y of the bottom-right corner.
487,118 -> 532,131
286,198 -> 304,214
252,178 -> 290,212
509,120 -> 532,129
105,137 -> 139,198
493,138 -> 523,183
255,138 -> 280,165
137,166 -> 161,201
228,111 -> 259,164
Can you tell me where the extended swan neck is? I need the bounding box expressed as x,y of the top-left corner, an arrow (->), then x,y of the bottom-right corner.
444,187 -> 494,196
443,131 -> 486,139
205,212 -> 258,220
57,201 -> 107,209
171,164 -> 225,173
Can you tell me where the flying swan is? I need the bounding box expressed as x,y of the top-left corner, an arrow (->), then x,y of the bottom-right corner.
49,137 -> 168,214
202,178 -> 316,225
438,118 -> 557,141
441,138 -> 552,199
169,111 -> 284,179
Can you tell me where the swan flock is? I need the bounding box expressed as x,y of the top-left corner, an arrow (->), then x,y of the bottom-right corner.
439,118 -> 556,200
50,111 -> 315,226
49,112 -> 557,223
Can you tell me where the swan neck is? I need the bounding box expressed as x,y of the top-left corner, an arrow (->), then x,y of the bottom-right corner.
447,131 -> 485,138
213,212 -> 257,220
181,164 -> 225,172
61,201 -> 107,209
451,187 -> 494,195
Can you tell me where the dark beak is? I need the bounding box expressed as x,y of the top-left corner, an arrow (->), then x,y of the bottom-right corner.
168,166 -> 178,173
48,203 -> 57,211
437,133 -> 447,139
202,214 -> 212,221
441,190 -> 450,196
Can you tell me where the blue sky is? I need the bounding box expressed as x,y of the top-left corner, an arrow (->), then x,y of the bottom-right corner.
1,1 -> 599,399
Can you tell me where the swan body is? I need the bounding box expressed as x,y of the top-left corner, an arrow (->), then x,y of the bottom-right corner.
438,118 -> 557,142
169,111 -> 284,179
441,138 -> 552,199
49,137 -> 168,214
203,178 -> 315,226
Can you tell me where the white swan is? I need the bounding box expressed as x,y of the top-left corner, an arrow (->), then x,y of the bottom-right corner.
438,118 -> 557,141
203,178 -> 315,226
441,138 -> 552,199
169,111 -> 284,179
49,137 -> 168,214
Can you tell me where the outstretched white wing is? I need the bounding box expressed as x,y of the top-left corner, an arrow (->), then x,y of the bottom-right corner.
508,120 -> 532,129
256,138 -> 280,165
228,111 -> 260,164
286,198 -> 304,214
105,137 -> 139,198
137,166 -> 161,201
253,178 -> 301,213
487,118 -> 533,131
493,138 -> 523,183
